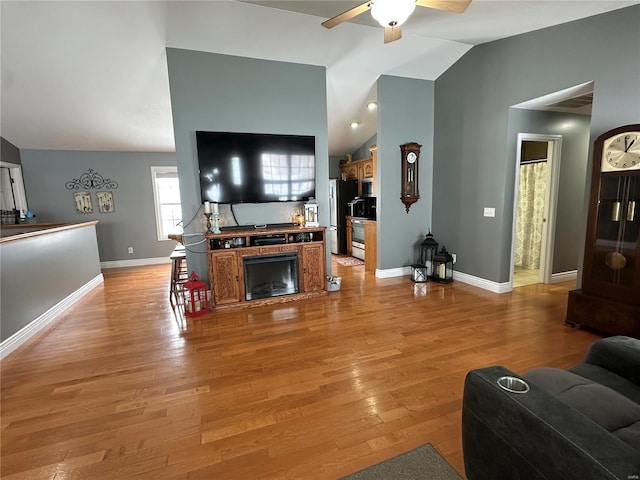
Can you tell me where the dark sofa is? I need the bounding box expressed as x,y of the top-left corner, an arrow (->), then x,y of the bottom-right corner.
462,336 -> 640,480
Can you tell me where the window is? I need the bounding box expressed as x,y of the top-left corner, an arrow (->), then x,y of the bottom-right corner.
151,166 -> 182,241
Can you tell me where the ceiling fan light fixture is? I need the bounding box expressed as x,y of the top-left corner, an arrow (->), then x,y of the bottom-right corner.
371,0 -> 416,28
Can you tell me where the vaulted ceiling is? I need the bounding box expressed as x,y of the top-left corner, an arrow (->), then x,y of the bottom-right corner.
1,1 -> 636,156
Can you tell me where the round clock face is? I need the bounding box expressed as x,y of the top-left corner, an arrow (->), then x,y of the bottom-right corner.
601,131 -> 640,172
407,152 -> 417,164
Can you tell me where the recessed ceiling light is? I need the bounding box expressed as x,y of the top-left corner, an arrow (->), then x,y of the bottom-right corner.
350,122 -> 359,129
367,102 -> 377,111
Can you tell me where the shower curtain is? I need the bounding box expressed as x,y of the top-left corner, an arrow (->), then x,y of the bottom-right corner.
514,162 -> 547,269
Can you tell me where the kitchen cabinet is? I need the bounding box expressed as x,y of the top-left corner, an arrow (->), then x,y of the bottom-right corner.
346,216 -> 352,256
340,148 -> 377,197
364,220 -> 377,272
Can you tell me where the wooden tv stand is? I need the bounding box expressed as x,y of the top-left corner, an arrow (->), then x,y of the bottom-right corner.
206,225 -> 327,311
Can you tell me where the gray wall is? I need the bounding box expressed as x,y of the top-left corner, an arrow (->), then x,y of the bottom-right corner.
19,150 -> 177,262
507,109 -> 591,274
352,134 -> 377,160
166,49 -> 330,282
329,155 -> 343,179
1,137 -> 21,165
377,75 -> 435,269
433,5 -> 640,284
1,224 -> 101,342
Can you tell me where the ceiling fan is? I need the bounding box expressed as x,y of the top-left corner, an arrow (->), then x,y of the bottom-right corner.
322,0 -> 472,44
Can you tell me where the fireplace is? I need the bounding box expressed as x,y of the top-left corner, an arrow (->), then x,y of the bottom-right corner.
243,252 -> 299,301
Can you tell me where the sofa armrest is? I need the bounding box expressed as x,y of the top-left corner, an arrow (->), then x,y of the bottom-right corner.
462,366 -> 640,480
583,336 -> 640,385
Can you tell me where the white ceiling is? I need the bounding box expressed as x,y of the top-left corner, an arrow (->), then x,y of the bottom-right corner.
1,1 -> 637,156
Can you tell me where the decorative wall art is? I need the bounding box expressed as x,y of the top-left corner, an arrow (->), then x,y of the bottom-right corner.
74,191 -> 93,214
96,191 -> 115,213
65,168 -> 118,190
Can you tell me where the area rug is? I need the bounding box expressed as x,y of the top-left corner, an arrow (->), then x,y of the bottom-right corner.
340,443 -> 463,480
335,256 -> 365,267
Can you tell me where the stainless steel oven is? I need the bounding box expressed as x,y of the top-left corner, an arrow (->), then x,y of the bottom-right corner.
351,218 -> 365,260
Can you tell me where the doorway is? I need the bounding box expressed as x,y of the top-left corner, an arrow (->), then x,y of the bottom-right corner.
510,134 -> 562,288
0,162 -> 28,212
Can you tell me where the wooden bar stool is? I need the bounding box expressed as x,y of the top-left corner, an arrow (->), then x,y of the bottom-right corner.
169,246 -> 188,308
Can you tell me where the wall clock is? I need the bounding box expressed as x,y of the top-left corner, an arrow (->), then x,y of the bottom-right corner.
566,124 -> 640,336
601,129 -> 640,172
400,142 -> 421,213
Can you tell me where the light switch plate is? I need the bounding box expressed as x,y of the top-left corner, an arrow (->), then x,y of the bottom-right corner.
483,207 -> 496,217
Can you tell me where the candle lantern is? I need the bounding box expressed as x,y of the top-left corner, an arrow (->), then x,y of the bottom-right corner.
182,271 -> 209,317
432,246 -> 454,284
420,231 -> 439,279
304,199 -> 319,227
410,264 -> 428,283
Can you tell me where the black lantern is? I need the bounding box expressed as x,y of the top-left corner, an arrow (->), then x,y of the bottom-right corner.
432,246 -> 454,284
420,231 -> 439,279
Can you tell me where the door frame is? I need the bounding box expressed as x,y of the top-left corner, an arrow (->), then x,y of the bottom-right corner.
509,133 -> 563,288
0,161 -> 28,211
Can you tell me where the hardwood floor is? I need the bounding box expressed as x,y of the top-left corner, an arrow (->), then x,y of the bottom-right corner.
1,259 -> 601,479
512,265 -> 540,288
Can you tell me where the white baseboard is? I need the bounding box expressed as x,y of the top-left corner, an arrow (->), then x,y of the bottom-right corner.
453,271 -> 511,293
100,257 -> 171,269
550,270 -> 577,284
1,273 -> 104,360
375,266 -> 508,293
375,266 -> 411,278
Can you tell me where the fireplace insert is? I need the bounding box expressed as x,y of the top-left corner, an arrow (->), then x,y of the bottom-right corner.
243,252 -> 299,301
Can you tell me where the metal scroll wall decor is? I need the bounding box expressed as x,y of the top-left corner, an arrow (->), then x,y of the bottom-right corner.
66,169 -> 118,214
65,168 -> 119,190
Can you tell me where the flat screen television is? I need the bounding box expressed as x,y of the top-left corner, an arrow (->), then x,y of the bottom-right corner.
196,131 -> 316,204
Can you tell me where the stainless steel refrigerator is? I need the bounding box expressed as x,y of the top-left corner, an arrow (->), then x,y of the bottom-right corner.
329,178 -> 358,254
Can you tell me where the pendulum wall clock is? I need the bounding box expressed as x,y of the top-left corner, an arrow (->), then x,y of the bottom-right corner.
566,124 -> 640,336
400,142 -> 421,213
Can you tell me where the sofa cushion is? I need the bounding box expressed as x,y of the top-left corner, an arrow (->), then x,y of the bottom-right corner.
569,363 -> 640,404
523,367 -> 640,453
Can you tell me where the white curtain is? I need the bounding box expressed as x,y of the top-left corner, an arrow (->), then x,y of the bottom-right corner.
514,162 -> 547,269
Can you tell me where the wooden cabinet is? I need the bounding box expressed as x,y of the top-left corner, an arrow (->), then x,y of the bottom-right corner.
362,160 -> 374,178
364,220 -> 377,272
206,226 -> 327,311
344,164 -> 358,181
345,216 -> 376,271
210,250 -> 242,305
340,148 -> 377,197
300,243 -> 325,292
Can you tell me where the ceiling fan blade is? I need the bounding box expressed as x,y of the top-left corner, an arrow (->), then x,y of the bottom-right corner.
416,0 -> 472,14
321,1 -> 372,29
384,26 -> 402,44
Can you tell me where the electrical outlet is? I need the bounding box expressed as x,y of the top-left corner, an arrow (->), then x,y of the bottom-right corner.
127,246 -> 133,254
483,207 -> 496,217
452,253 -> 457,264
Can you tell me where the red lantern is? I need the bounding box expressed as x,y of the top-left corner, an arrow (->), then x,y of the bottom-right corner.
182,271 -> 209,317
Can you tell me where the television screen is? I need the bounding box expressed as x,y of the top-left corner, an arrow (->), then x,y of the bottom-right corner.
196,131 -> 316,204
